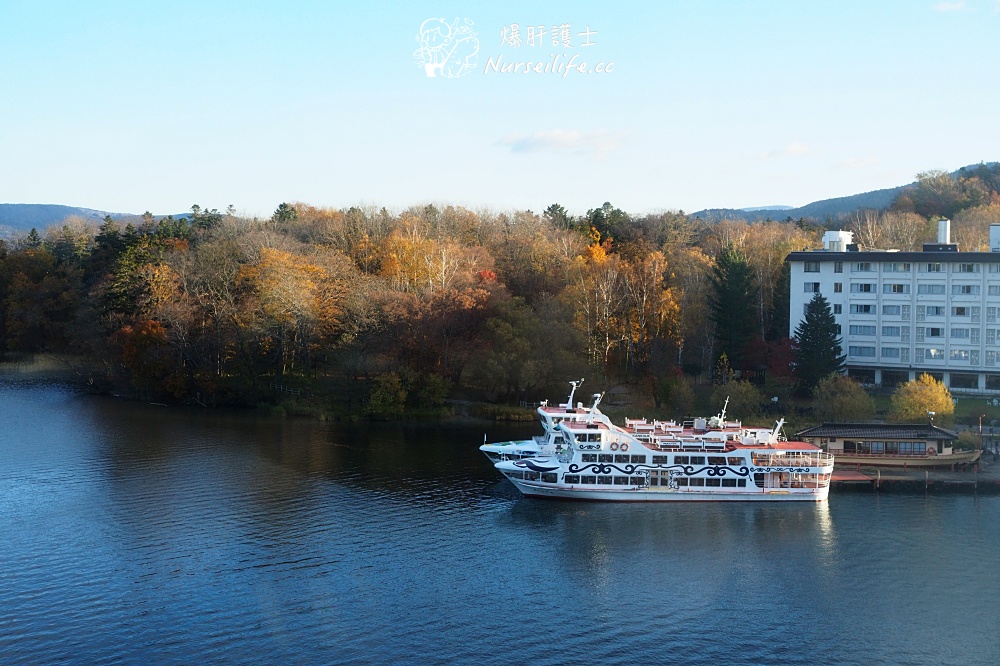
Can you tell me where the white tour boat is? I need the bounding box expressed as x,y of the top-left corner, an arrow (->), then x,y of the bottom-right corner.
491,411 -> 834,502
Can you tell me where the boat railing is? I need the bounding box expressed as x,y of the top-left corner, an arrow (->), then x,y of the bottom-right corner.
751,452 -> 834,467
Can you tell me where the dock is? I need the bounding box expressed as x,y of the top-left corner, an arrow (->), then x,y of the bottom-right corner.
831,453 -> 1000,494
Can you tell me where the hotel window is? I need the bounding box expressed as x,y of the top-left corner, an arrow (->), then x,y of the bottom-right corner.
804,261 -> 820,272
950,349 -> 971,361
918,284 -> 946,294
881,347 -> 900,358
953,307 -> 970,316
833,304 -> 842,314
927,306 -> 945,316
853,262 -> 873,272
951,328 -> 971,339
924,263 -> 943,273
990,264 -> 1000,273
883,283 -> 909,294
884,262 -> 910,272
952,285 -> 980,295
804,282 -> 820,293
834,283 -> 843,293
926,348 -> 945,359
927,327 -> 944,338
955,263 -> 979,273
882,305 -> 901,315
849,325 -> 876,335
882,326 -> 901,337
851,283 -> 875,293
990,285 -> 1000,296
834,262 -> 843,273
850,304 -> 874,314
849,346 -> 876,357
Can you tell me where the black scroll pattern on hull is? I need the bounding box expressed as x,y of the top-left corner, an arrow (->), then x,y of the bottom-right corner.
567,463 -> 753,478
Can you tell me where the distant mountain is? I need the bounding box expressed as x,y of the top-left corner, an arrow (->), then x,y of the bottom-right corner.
742,205 -> 793,212
692,184 -> 909,223
0,204 -> 126,237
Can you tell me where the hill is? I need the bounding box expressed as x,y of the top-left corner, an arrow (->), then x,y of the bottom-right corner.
692,184 -> 910,223
0,204 -> 123,238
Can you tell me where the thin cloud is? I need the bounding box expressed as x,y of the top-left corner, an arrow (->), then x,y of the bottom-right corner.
934,1 -> 967,11
498,129 -> 623,158
759,141 -> 811,160
840,156 -> 879,169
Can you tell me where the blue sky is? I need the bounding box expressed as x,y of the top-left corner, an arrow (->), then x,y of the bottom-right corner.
1,0 -> 999,217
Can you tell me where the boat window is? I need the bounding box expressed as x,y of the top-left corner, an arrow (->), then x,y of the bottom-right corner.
581,475 -> 596,484
707,456 -> 727,465
630,476 -> 645,485
613,476 -> 630,485
505,471 -> 523,480
599,454 -> 614,462
727,457 -> 743,465
705,478 -> 721,487
721,479 -> 737,487
541,473 -> 557,483
652,455 -> 669,464
582,454 -> 597,462
614,454 -> 630,463
674,455 -> 689,464
597,475 -> 612,484
753,474 -> 765,485
689,456 -> 706,465
737,479 -> 747,487
630,455 -> 646,463
649,477 -> 658,486
524,472 -> 540,481
689,478 -> 705,486
676,478 -> 688,486
564,475 -> 579,484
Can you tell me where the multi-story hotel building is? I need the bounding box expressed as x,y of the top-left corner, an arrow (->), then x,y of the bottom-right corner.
787,222 -> 1000,393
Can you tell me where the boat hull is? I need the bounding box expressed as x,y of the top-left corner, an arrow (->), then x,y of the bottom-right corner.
509,479 -> 829,502
834,450 -> 982,468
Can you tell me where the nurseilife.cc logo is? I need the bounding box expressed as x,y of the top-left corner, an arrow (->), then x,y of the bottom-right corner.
413,18 -> 479,78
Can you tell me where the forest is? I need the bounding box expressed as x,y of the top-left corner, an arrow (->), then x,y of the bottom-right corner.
2,164 -> 1000,417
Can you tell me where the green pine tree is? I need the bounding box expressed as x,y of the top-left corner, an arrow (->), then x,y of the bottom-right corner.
708,244 -> 758,370
792,293 -> 845,395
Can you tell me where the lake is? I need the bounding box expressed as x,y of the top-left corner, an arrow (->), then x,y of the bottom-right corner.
1,378 -> 998,665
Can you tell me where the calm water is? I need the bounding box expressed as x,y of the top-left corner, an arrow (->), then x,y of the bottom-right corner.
1,379 -> 999,665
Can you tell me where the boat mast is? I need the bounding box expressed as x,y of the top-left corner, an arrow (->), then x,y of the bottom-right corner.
566,378 -> 584,408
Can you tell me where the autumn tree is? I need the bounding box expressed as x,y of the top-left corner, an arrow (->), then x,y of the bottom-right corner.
791,294 -> 845,395
710,380 -> 763,418
812,374 -> 875,422
889,373 -> 954,425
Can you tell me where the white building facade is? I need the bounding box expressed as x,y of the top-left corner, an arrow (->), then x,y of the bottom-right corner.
787,224 -> 1000,393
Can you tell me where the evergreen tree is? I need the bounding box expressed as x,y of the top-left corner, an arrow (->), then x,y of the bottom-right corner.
708,244 -> 758,370
791,293 -> 845,394
767,260 -> 791,341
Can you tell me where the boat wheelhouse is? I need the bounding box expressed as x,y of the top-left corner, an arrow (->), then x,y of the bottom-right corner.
493,417 -> 834,502
480,380 -> 618,462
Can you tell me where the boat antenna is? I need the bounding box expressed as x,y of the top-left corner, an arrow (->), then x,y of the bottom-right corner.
719,396 -> 729,422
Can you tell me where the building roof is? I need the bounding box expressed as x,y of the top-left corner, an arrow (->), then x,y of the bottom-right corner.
786,250 -> 1000,263
795,423 -> 958,440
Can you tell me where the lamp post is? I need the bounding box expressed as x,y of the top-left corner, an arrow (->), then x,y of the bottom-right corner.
980,414 -> 986,451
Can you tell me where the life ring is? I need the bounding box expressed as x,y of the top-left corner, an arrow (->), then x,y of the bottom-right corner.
610,442 -> 619,451
620,442 -> 629,452
927,446 -> 936,456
